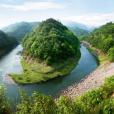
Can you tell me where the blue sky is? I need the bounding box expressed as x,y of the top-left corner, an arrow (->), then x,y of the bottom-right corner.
0,0 -> 114,27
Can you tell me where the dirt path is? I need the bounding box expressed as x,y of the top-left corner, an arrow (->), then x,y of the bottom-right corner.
60,62 -> 114,98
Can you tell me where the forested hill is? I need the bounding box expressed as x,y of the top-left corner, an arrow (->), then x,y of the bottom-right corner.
23,18 -> 80,64
0,30 -> 18,57
2,22 -> 40,41
11,18 -> 81,84
2,21 -> 90,42
86,22 -> 114,61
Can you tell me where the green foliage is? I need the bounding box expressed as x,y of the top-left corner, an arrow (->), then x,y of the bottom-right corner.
98,99 -> 114,114
11,56 -> 80,84
23,18 -> 80,65
86,22 -> 114,61
78,89 -> 103,111
16,92 -> 57,114
100,76 -> 114,98
0,86 -> 11,114
1,76 -> 114,114
57,96 -> 76,114
108,47 -> 114,61
12,19 -> 81,84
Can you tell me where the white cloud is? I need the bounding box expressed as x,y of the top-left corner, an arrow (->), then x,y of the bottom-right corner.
1,1 -> 64,11
62,13 -> 114,26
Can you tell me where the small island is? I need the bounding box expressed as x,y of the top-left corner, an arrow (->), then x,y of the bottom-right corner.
11,18 -> 81,84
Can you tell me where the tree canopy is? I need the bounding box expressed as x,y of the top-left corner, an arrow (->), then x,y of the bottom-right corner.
23,18 -> 80,64
86,22 -> 114,61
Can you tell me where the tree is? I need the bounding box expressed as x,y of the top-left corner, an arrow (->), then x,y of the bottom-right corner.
108,47 -> 114,62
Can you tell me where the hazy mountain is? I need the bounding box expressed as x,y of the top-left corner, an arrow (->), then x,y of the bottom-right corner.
63,21 -> 90,39
2,22 -> 40,41
2,21 -> 93,41
63,21 -> 93,30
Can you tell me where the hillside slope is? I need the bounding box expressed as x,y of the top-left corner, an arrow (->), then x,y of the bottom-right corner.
2,22 -> 40,41
63,21 -> 90,39
86,22 -> 114,61
0,30 -> 18,57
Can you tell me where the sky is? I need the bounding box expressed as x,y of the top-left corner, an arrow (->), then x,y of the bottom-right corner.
0,0 -> 114,28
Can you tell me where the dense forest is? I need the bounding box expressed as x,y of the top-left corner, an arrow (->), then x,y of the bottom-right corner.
86,22 -> 114,61
0,30 -> 18,57
23,18 -> 80,64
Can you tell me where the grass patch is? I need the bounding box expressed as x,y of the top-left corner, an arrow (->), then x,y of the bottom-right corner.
10,53 -> 80,84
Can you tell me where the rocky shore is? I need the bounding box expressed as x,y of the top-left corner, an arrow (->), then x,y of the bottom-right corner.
60,62 -> 114,98
60,42 -> 114,98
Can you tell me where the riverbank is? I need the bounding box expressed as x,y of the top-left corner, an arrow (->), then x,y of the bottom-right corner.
60,62 -> 114,98
60,42 -> 113,98
82,41 -> 108,64
10,54 -> 80,84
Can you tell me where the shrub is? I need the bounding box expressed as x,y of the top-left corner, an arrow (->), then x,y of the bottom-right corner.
98,99 -> 114,114
56,96 -> 76,114
0,86 -> 11,114
23,18 -> 80,65
16,92 -> 57,114
108,47 -> 114,62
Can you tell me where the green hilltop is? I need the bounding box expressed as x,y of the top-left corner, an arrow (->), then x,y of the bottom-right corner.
11,18 -> 81,84
23,18 -> 80,64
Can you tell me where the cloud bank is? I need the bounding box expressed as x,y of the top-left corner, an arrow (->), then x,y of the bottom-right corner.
1,1 -> 64,11
62,13 -> 114,26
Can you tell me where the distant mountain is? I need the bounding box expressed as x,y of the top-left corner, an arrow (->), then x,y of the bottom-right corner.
0,30 -> 18,57
68,26 -> 89,39
2,21 -> 93,41
2,22 -> 40,41
63,21 -> 91,40
63,21 -> 89,30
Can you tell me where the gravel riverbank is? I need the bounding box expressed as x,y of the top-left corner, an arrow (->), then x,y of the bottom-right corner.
60,41 -> 114,98
60,62 -> 114,98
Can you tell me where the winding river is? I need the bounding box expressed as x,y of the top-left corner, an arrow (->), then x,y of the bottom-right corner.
0,44 -> 98,102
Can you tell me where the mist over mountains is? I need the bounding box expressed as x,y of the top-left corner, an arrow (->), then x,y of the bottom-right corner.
1,21 -> 93,41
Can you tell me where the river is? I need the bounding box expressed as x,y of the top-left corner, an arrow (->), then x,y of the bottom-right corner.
0,44 -> 98,102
